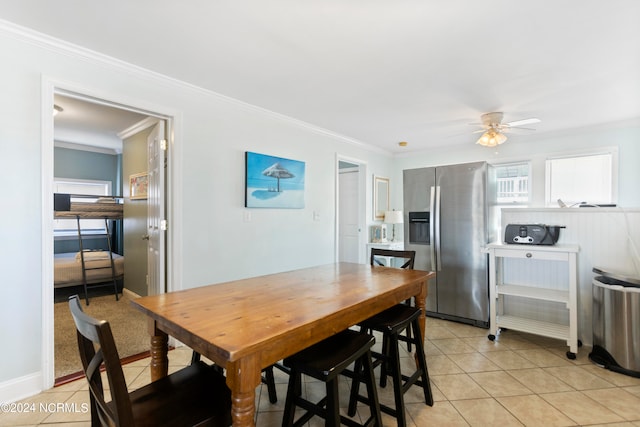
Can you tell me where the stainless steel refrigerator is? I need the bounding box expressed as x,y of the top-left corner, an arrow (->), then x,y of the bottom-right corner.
403,161 -> 496,327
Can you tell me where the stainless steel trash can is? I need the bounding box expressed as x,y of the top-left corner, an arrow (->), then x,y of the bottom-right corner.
589,267 -> 640,378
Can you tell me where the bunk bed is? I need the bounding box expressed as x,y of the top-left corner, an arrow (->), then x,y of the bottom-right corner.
53,193 -> 124,304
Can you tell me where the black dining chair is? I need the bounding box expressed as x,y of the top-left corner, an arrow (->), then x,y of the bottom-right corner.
69,295 -> 232,426
349,248 -> 434,427
370,248 -> 416,350
281,329 -> 382,427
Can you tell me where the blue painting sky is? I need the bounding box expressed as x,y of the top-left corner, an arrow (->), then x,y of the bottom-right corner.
246,152 -> 305,191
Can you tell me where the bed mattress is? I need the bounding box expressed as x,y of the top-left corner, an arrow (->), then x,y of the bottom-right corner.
54,252 -> 124,287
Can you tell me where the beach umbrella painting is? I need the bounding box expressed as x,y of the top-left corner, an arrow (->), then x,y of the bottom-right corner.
262,162 -> 294,192
245,151 -> 305,208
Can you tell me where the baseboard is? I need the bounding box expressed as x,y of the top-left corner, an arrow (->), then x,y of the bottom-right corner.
54,350 -> 153,387
0,371 -> 43,404
122,287 -> 141,299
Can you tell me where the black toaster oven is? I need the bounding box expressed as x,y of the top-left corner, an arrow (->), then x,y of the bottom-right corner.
504,224 -> 565,245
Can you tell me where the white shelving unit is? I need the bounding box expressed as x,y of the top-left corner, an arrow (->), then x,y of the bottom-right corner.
485,243 -> 580,359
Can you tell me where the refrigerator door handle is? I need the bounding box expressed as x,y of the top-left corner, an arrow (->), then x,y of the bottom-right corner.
434,185 -> 442,271
429,187 -> 437,269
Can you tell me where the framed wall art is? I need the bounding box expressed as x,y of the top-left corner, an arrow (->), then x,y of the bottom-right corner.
129,172 -> 148,200
245,152 -> 305,208
373,175 -> 389,220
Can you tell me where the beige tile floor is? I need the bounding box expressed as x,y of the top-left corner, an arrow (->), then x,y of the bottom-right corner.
3,317 -> 640,426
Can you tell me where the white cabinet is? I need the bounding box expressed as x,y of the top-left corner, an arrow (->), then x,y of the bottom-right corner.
485,243 -> 580,359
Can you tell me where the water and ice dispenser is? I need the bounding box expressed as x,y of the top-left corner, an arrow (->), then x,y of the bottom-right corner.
408,212 -> 429,245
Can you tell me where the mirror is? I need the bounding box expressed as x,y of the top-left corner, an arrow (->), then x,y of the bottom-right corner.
373,176 -> 389,220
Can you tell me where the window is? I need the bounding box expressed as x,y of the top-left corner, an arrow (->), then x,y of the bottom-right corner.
54,178 -> 112,233
494,162 -> 530,204
545,151 -> 616,207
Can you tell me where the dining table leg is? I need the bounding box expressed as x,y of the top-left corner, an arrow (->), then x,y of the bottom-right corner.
415,278 -> 428,342
148,319 -> 169,381
226,354 -> 261,427
412,279 -> 429,368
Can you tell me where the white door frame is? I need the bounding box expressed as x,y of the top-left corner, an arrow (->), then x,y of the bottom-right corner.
335,153 -> 367,264
41,77 -> 182,389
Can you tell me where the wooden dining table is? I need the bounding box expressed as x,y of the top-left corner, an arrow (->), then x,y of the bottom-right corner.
131,262 -> 435,427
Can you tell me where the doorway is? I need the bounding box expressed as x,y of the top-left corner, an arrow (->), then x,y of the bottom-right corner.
336,156 -> 366,264
43,83 -> 175,388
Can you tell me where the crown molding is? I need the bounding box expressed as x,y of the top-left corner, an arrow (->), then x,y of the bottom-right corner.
0,19 -> 389,156
118,116 -> 160,140
54,140 -> 120,155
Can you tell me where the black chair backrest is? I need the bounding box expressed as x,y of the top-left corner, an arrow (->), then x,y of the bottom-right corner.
68,295 -> 134,426
370,249 -> 416,269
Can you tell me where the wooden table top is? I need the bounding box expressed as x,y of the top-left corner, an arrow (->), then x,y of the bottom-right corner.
132,262 -> 434,367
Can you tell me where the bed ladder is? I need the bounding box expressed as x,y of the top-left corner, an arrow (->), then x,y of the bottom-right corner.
76,216 -> 120,305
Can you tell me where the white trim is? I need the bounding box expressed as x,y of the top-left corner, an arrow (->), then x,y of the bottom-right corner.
544,145 -> 620,162
0,372 -> 43,404
166,115 -> 182,293
118,116 -> 161,140
41,77 -> 56,391
54,140 -> 120,155
502,207 -> 640,213
122,287 -> 141,300
0,18 -> 387,155
40,76 -> 183,395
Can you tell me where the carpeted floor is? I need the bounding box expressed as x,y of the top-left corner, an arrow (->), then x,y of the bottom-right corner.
54,288 -> 150,380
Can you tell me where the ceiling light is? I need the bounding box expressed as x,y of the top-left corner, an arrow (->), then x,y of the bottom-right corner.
53,105 -> 64,116
476,129 -> 507,147
398,141 -> 408,147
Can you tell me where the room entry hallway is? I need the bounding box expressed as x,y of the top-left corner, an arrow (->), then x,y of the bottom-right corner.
3,317 -> 640,426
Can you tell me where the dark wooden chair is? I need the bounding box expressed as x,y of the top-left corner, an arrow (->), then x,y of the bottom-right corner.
370,248 -> 416,350
370,248 -> 416,270
68,295 -> 231,426
282,329 -> 382,427
352,248 -> 433,427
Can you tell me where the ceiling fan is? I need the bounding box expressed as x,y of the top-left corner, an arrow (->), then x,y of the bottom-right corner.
472,112 -> 540,147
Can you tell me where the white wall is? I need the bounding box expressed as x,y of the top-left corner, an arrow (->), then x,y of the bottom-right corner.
0,24 -> 394,401
2,19 -> 638,403
392,122 -> 640,209
502,208 -> 640,347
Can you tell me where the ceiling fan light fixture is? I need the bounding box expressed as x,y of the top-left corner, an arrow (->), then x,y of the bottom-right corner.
476,129 -> 507,147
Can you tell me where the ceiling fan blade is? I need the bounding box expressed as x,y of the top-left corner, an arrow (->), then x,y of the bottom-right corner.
505,118 -> 540,127
505,126 -> 537,131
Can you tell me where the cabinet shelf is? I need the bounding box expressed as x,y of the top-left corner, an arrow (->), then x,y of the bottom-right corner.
495,315 -> 569,341
496,284 -> 569,304
486,243 -> 579,358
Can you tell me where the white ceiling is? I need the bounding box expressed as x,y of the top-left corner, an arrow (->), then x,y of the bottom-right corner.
53,94 -> 150,152
3,1 -> 640,154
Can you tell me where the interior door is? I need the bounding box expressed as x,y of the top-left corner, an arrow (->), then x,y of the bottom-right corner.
147,121 -> 166,295
339,167 -> 360,263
